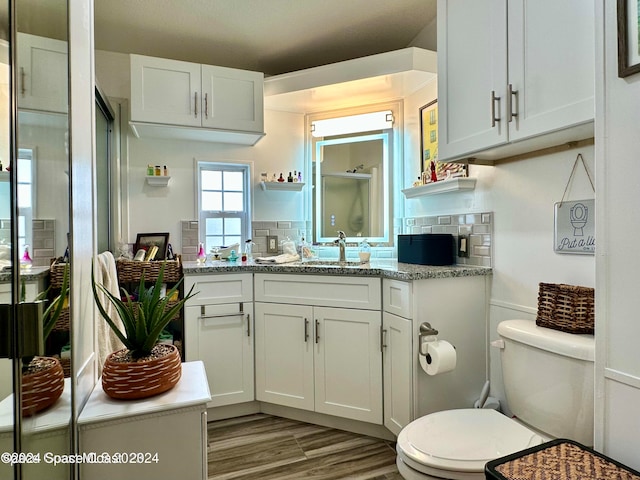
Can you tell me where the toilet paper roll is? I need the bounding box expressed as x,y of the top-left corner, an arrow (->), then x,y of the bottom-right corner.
419,340 -> 456,375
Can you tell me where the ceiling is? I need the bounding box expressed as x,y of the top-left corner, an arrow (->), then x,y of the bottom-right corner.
94,0 -> 437,76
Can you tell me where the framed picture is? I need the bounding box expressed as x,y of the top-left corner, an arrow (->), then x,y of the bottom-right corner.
419,100 -> 467,181
617,0 -> 640,77
135,232 -> 170,260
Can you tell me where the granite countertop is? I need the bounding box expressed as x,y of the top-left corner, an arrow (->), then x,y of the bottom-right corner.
0,266 -> 49,283
183,259 -> 491,281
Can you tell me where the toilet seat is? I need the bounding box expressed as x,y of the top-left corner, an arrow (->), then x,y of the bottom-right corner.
396,409 -> 545,479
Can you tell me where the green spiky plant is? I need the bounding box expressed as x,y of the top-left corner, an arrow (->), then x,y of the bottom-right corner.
91,262 -> 196,359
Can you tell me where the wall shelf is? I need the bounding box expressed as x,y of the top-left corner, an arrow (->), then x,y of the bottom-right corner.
402,177 -> 476,198
146,175 -> 171,187
260,181 -> 305,191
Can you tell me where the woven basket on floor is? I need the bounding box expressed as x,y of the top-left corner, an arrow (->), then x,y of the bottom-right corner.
116,256 -> 182,283
101,344 -> 182,400
22,356 -> 65,417
536,282 -> 594,334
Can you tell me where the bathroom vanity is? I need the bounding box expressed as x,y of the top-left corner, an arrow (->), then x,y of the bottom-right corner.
183,260 -> 490,437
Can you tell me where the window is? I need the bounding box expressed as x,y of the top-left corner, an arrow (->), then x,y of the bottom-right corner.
17,148 -> 35,253
197,162 -> 251,252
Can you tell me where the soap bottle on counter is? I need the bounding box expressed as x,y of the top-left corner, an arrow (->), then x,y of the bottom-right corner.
20,246 -> 32,269
197,242 -> 206,264
358,239 -> 371,263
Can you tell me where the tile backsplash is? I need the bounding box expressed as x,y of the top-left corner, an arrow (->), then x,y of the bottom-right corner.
182,212 -> 492,266
402,212 -> 493,267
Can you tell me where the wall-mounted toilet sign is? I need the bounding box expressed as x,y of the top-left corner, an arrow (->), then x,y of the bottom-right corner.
554,199 -> 595,254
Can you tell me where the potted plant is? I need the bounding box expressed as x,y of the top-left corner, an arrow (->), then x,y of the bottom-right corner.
22,263 -> 69,416
92,262 -> 196,400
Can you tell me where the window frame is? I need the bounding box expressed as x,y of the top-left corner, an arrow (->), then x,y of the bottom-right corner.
196,161 -> 251,251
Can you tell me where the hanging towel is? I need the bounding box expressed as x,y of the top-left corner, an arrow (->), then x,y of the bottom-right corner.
254,253 -> 300,264
95,251 -> 126,375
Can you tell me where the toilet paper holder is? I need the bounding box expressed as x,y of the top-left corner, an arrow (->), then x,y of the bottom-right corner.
419,322 -> 439,356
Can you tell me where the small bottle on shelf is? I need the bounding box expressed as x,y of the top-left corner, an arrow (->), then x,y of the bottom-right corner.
287,172 -> 293,182
155,165 -> 161,176
163,165 -> 168,176
277,173 -> 285,182
147,164 -> 154,176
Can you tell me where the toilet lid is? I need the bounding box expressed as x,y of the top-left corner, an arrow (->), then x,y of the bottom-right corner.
397,409 -> 544,473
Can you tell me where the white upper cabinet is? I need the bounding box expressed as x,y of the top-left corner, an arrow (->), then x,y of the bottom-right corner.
17,33 -> 68,113
130,54 -> 265,145
437,0 -> 594,163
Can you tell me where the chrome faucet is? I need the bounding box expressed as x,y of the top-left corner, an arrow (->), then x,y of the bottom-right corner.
335,230 -> 346,262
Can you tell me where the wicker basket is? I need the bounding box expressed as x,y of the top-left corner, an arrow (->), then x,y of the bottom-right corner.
101,344 -> 182,400
116,256 -> 182,283
536,282 -> 594,334
49,258 -> 69,289
52,306 -> 70,332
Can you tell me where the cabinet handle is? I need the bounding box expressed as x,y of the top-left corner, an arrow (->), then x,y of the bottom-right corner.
315,319 -> 320,344
20,67 -> 25,95
508,84 -> 518,122
246,313 -> 251,337
194,92 -> 198,118
490,90 -> 500,127
304,318 -> 309,342
205,93 -> 208,119
380,326 -> 387,352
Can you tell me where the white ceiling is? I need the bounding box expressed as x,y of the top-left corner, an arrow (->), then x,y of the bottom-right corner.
94,0 -> 437,76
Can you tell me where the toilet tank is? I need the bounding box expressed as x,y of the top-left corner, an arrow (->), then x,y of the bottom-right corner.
497,319 -> 594,446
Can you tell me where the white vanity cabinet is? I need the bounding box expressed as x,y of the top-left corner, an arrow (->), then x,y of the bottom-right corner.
382,279 -> 413,436
17,33 -> 68,113
130,54 -> 264,144
254,274 -> 383,424
383,275 -> 489,433
437,0 -> 594,163
184,274 -> 254,407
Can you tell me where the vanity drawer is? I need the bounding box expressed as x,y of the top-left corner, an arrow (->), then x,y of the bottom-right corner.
383,279 -> 412,319
254,274 -> 380,310
184,273 -> 253,306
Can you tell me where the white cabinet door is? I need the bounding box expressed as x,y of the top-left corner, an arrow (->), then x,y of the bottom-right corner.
507,0 -> 594,142
437,0 -> 508,161
314,307 -> 382,424
383,312 -> 413,436
130,54 -> 201,126
17,33 -> 68,113
201,65 -> 264,133
184,303 -> 254,407
254,303 -> 314,411
437,0 -> 594,162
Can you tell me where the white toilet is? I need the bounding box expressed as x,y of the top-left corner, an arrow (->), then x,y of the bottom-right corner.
396,319 -> 595,480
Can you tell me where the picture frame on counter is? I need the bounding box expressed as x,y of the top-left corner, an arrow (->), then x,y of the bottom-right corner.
135,232 -> 170,260
617,0 -> 640,77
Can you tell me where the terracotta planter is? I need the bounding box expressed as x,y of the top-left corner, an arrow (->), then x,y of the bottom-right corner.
22,356 -> 65,417
102,343 -> 182,400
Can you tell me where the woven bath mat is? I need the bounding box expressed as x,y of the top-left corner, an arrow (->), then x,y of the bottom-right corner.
485,439 -> 640,480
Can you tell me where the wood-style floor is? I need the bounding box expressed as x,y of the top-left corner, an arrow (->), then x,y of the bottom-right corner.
207,414 -> 402,480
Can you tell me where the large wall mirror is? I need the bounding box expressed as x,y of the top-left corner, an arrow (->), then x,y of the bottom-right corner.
0,0 -> 71,479
310,106 -> 396,244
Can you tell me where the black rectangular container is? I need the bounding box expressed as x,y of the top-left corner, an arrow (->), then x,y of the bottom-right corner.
397,233 -> 455,266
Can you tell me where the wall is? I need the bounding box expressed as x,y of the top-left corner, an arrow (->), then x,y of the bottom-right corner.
404,81 -> 596,410
95,50 -> 306,254
595,1 -> 640,468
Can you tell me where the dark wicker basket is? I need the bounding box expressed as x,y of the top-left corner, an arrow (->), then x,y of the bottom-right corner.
116,255 -> 182,283
536,282 -> 594,334
49,258 -> 69,289
52,306 -> 70,332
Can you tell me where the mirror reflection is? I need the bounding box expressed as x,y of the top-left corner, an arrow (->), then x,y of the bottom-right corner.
0,0 -> 71,478
314,132 -> 390,243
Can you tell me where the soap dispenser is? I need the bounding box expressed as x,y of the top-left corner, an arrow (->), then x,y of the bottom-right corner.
197,242 -> 206,264
358,239 -> 371,263
20,246 -> 33,269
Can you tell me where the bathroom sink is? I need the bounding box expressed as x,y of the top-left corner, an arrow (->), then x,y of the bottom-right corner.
299,260 -> 366,267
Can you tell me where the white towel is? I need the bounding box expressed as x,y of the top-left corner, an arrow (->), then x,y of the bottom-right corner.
95,251 -> 126,375
254,253 -> 300,264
